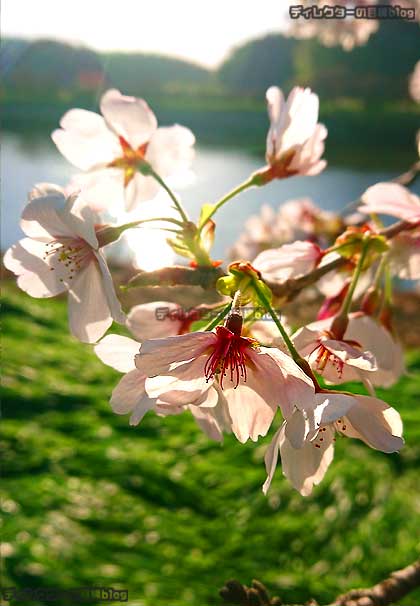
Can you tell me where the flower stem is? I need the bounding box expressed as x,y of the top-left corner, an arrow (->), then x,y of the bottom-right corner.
148,168 -> 190,223
203,302 -> 232,331
373,254 -> 388,290
96,217 -> 184,247
252,279 -> 320,385
384,264 -> 393,303
339,240 -> 370,318
200,176 -> 257,229
120,217 -> 184,230
252,280 -> 299,361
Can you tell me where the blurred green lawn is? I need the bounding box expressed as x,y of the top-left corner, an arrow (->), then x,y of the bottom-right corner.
2,280 -> 420,606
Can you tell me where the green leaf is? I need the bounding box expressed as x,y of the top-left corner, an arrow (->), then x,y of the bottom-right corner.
166,237 -> 194,259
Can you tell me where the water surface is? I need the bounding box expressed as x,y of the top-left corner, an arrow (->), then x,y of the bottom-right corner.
2,132 -> 418,263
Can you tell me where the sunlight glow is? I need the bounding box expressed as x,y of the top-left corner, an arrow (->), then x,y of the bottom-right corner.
117,194 -> 177,271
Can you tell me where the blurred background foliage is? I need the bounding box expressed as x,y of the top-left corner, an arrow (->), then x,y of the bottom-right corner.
1,19 -> 419,155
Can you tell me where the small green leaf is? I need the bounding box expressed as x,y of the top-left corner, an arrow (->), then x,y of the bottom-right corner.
166,237 -> 194,259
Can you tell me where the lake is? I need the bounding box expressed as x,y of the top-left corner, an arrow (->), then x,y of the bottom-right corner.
2,131 -> 419,268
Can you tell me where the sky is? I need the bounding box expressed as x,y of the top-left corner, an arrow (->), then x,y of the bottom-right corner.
2,0 -> 290,68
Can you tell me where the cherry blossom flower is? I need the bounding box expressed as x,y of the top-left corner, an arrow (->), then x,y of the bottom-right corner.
359,183 -> 420,223
4,185 -> 125,343
253,241 -> 323,282
263,391 -> 403,496
94,334 -> 231,441
230,198 -> 341,261
126,301 -> 290,349
315,250 -> 374,298
132,311 -> 316,443
256,87 -> 327,182
292,315 -> 378,385
52,88 -> 195,211
293,312 -> 405,388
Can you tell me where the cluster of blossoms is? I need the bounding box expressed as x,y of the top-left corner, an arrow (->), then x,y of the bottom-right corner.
287,0 -> 419,52
5,85 -> 419,496
287,0 -> 380,51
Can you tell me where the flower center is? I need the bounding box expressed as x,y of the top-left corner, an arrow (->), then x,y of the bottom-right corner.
108,136 -> 149,187
204,314 -> 257,389
311,331 -> 362,378
43,237 -> 93,283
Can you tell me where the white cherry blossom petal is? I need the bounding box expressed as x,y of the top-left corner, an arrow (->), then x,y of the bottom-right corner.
313,392 -> 356,426
263,425 -> 283,495
110,369 -> 155,425
280,424 -> 335,496
94,251 -> 126,324
145,354 -> 212,405
321,339 -> 377,371
264,86 -> 326,177
146,125 -> 195,177
94,334 -> 140,373
345,313 -> 405,387
100,88 -> 158,148
67,261 -> 113,343
222,361 -> 279,443
263,347 -> 316,413
21,194 -> 77,240
125,172 -> 161,210
52,108 -> 118,170
359,182 -> 420,223
189,391 -> 231,441
389,232 -> 420,281
343,396 -> 404,453
253,240 -> 321,282
135,332 -> 216,376
4,238 -> 68,298
284,409 -> 307,448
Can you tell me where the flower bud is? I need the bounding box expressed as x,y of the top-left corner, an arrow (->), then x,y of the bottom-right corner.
216,261 -> 272,305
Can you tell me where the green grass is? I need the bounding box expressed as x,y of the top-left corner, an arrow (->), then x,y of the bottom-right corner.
2,280 -> 420,606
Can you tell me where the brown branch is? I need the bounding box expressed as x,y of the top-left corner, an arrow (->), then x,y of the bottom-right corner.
266,219 -> 418,302
124,219 -> 417,301
267,256 -> 347,301
393,160 -> 420,187
220,560 -> 420,606
333,559 -> 420,606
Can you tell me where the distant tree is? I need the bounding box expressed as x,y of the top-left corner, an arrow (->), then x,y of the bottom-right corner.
101,52 -> 212,96
218,34 -> 298,95
1,39 -> 103,95
294,19 -> 420,101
